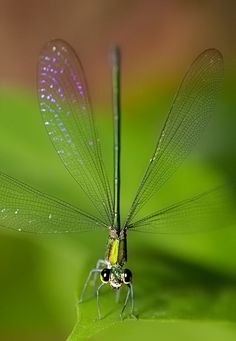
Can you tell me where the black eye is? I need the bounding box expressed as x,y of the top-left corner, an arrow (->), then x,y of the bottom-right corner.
100,268 -> 111,283
123,269 -> 132,284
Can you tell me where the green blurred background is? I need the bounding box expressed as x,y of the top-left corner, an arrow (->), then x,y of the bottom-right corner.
0,1 -> 236,340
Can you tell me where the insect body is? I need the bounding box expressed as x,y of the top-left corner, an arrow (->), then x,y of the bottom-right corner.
0,40 -> 225,320
106,228 -> 127,269
79,226 -> 134,318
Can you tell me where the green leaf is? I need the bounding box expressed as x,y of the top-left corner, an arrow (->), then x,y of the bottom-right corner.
1,90 -> 236,340
69,320 -> 236,341
67,238 -> 236,340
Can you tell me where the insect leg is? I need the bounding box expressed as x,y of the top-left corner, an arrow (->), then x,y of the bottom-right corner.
115,286 -> 121,303
129,283 -> 137,319
92,259 -> 109,287
120,284 -> 137,320
97,283 -> 106,320
79,268 -> 102,303
120,285 -> 130,319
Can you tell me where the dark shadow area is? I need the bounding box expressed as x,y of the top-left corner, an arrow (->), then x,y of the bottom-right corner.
131,244 -> 236,321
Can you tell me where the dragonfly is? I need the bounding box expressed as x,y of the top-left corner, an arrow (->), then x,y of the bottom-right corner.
0,40 -> 226,320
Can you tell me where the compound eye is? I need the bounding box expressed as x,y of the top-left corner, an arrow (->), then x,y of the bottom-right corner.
123,269 -> 132,284
100,268 -> 111,283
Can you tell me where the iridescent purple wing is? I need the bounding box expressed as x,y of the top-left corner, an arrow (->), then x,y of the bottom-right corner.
38,40 -> 113,225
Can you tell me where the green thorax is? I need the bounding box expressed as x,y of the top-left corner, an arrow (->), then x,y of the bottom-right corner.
105,228 -> 127,266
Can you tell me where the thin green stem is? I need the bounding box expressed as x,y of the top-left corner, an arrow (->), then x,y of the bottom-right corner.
112,46 -> 121,230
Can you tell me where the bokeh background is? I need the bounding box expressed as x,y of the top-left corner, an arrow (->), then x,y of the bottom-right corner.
0,1 -> 236,340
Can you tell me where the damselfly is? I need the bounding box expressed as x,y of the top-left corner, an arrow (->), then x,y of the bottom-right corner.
0,40 -> 226,319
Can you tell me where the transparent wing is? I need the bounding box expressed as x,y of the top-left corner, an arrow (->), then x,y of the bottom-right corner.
38,39 -> 113,225
127,186 -> 235,233
125,49 -> 224,226
0,172 -> 107,233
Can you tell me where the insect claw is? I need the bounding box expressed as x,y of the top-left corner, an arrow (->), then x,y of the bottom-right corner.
120,312 -> 137,320
119,312 -> 125,320
97,308 -> 103,321
130,313 -> 138,320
